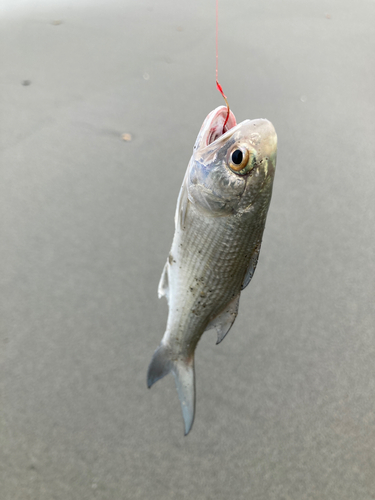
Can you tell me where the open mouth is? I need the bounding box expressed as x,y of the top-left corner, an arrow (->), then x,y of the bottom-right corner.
206,106 -> 237,145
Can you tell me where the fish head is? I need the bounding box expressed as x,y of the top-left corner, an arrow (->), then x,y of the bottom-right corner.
188,106 -> 277,215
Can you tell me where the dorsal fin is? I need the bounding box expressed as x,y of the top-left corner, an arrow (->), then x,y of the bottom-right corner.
158,262 -> 170,302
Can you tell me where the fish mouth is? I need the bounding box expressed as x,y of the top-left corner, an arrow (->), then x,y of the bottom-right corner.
206,106 -> 237,145
195,106 -> 237,150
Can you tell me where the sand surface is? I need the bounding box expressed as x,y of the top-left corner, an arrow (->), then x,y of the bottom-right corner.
1,1 -> 375,498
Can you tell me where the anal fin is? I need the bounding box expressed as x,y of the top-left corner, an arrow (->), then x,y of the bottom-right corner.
206,294 -> 240,345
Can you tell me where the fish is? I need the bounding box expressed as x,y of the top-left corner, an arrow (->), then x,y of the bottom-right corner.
147,105 -> 277,435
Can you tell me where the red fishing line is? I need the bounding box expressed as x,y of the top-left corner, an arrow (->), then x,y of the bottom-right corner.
216,0 -> 230,133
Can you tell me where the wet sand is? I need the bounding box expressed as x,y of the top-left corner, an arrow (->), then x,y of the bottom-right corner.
1,0 -> 375,498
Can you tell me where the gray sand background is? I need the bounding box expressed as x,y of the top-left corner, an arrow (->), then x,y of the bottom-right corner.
1,0 -> 375,498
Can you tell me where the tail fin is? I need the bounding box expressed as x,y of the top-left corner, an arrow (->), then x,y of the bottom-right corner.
147,344 -> 196,436
172,357 -> 195,435
147,344 -> 173,388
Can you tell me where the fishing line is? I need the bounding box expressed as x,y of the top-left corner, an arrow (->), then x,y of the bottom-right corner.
215,0 -> 230,133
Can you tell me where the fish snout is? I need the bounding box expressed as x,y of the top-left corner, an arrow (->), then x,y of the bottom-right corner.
251,119 -> 277,165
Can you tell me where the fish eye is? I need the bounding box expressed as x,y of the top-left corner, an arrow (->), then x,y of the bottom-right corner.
228,146 -> 251,174
231,149 -> 243,165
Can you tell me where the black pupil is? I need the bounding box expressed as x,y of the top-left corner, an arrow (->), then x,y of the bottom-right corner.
232,149 -> 243,165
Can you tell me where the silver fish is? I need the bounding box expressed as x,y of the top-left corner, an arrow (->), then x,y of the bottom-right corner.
147,106 -> 277,435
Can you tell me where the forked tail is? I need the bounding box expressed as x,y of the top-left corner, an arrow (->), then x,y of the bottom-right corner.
147,344 -> 196,436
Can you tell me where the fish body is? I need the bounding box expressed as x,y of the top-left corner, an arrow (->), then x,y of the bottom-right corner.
147,106 -> 277,435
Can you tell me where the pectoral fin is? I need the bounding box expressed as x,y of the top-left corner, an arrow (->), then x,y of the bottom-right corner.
206,294 -> 240,344
174,168 -> 189,228
241,242 -> 261,290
